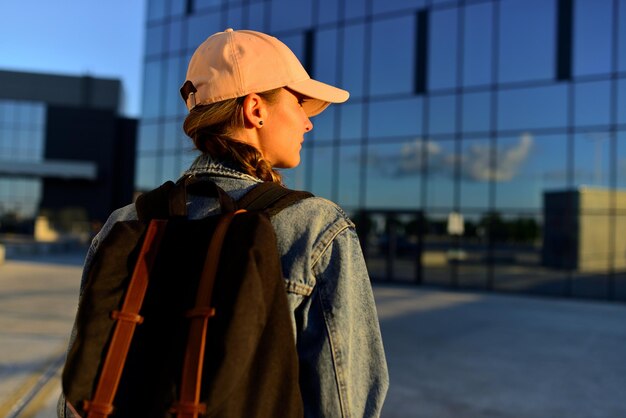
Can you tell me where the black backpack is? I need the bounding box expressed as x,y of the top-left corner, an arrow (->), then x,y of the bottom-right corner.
62,176 -> 312,418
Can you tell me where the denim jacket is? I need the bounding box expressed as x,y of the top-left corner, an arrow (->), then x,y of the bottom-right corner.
59,155 -> 388,418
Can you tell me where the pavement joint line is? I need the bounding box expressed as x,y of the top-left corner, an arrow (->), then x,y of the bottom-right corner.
0,350 -> 66,418
15,367 -> 62,418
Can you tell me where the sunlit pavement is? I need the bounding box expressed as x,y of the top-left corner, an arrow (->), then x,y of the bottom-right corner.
1,252 -> 625,417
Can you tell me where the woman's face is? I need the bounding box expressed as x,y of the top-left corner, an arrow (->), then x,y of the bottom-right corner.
257,88 -> 313,169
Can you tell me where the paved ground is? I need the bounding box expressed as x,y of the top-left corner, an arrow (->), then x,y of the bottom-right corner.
1,251 -> 625,417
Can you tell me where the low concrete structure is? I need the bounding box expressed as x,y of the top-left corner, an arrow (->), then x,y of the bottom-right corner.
543,187 -> 626,272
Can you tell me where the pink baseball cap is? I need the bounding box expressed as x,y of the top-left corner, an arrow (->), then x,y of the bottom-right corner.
180,28 -> 349,116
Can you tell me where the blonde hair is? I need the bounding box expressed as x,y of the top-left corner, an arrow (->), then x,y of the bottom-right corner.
182,89 -> 283,183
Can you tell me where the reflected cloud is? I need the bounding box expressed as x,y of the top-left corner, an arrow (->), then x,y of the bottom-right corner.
368,133 -> 534,182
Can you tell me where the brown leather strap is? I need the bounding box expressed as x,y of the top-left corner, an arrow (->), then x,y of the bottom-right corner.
85,219 -> 168,418
172,210 -> 246,418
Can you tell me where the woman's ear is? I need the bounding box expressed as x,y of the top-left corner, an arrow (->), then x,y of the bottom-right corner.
242,93 -> 268,129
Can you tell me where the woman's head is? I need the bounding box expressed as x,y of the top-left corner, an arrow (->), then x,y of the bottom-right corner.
180,29 -> 349,181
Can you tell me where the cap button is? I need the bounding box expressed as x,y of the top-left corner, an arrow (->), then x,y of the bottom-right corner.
225,28 -> 234,32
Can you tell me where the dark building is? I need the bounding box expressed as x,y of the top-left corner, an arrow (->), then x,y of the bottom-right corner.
0,70 -> 137,234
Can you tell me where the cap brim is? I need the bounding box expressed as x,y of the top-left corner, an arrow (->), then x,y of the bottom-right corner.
286,78 -> 349,117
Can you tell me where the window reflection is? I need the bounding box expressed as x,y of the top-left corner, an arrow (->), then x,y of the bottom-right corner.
142,61 -> 163,119
428,95 -> 456,135
574,0 -> 613,76
370,16 -> 415,96
574,132 -> 612,192
340,103 -> 363,142
426,139 -> 455,209
373,0 -> 426,14
460,138 -> 491,210
136,155 -> 159,191
463,2 -> 493,87
187,13 -> 220,50
146,24 -> 165,57
462,92 -> 491,133
270,0 -> 312,32
344,0 -> 367,20
310,144 -> 333,199
429,8 -> 458,91
312,106 -> 335,142
337,145 -> 362,209
318,0 -> 339,25
494,134 -> 539,210
369,97 -> 422,138
499,0 -> 556,83
575,81 -> 611,127
314,29 -> 338,85
342,23 -> 366,98
365,140 -> 422,209
498,85 -> 567,131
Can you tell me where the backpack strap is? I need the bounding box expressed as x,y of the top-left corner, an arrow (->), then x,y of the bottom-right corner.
84,219 -> 168,418
237,182 -> 314,216
172,209 -> 247,418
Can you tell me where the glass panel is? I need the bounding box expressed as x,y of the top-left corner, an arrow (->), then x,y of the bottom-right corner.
618,79 -> 626,125
620,0 -> 626,72
497,85 -> 567,131
163,120 -> 181,152
165,56 -> 186,117
369,97 -> 422,138
167,20 -> 183,53
428,95 -> 456,135
573,0 -> 613,77
147,0 -> 167,22
494,133 -> 539,210
337,145 -> 362,209
463,2 -> 493,87
161,153 -> 180,183
270,0 -> 312,32
138,122 -> 160,152
226,5 -> 244,29
429,8 -> 458,91
318,0 -> 339,25
310,144 -> 334,199
575,80 -> 611,127
246,2 -> 267,32
372,0 -> 426,14
344,0 -> 367,20
462,92 -> 491,133
513,134 -> 569,206
499,0 -> 556,83
618,132 -> 626,193
280,33 -> 304,62
136,155 -> 159,191
187,13 -> 220,50
312,106 -> 335,142
460,137 -> 491,210
365,141 -> 422,209
370,16 -> 415,96
342,23 -> 366,99
196,0 -> 222,10
142,60 -> 163,119
146,24 -> 165,56
421,211 -> 452,286
314,28 -> 338,85
340,103 -> 363,142
426,139 -> 455,209
170,0 -> 186,17
574,132 -> 612,192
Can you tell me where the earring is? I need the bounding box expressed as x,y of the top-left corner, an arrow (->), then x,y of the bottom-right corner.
259,120 -> 264,126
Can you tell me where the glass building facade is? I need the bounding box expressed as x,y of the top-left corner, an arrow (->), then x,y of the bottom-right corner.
139,0 -> 626,301
0,100 -> 46,219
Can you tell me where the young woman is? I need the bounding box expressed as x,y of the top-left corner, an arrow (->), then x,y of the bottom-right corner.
60,29 -> 388,417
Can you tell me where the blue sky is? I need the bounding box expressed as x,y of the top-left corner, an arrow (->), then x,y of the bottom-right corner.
0,1 -> 146,117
